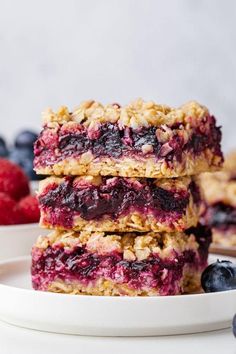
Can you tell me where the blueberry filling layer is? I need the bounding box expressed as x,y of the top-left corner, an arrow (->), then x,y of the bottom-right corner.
186,224 -> 212,262
204,202 -> 236,230
32,247 -> 194,294
39,177 -> 199,227
34,116 -> 222,166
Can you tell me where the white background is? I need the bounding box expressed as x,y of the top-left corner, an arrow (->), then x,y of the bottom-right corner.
0,0 -> 236,152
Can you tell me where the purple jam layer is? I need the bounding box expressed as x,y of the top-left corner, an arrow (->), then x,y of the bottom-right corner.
31,225 -> 211,295
38,177 -> 199,228
32,248 -> 195,295
34,115 -> 223,167
203,202 -> 236,231
185,223 -> 212,263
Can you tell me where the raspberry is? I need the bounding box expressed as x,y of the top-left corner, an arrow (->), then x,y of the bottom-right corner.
0,158 -> 30,200
19,195 -> 40,224
0,192 -> 24,225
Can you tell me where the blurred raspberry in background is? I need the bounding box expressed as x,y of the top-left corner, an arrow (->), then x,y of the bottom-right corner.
0,158 -> 40,225
0,130 -> 41,180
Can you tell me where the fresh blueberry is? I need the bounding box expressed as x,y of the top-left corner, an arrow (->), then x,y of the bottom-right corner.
201,260 -> 236,293
9,146 -> 32,165
9,147 -> 41,180
14,130 -> 38,149
19,154 -> 37,180
233,314 -> 236,337
0,136 -> 8,157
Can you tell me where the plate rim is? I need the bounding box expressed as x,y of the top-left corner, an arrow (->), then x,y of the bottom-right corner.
0,223 -> 39,231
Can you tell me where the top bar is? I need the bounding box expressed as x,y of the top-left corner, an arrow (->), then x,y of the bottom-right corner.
34,99 -> 223,178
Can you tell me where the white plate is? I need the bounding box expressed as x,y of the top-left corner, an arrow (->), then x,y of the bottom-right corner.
0,224 -> 47,261
0,255 -> 235,336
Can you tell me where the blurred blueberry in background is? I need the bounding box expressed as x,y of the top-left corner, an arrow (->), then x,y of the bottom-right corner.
15,130 -> 38,149
0,136 -> 8,157
9,146 -> 36,180
7,130 -> 41,180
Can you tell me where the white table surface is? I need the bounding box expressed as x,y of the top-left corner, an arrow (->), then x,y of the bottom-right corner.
0,321 -> 235,354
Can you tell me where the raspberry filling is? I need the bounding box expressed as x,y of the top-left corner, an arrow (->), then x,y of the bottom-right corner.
34,115 -> 222,167
38,177 -> 200,228
203,202 -> 236,230
31,226 -> 211,295
186,224 -> 212,263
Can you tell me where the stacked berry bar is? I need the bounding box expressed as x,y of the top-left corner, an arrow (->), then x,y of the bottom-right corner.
38,176 -> 200,232
32,99 -> 223,296
200,152 -> 236,247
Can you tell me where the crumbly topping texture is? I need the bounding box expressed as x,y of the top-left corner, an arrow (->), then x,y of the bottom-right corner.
200,150 -> 236,207
42,99 -> 209,129
200,171 -> 236,206
223,151 -> 236,173
39,175 -> 194,191
35,230 -> 198,261
40,209 -> 199,233
211,228 -> 236,247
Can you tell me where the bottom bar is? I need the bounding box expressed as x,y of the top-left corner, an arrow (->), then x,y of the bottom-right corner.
31,225 -> 211,296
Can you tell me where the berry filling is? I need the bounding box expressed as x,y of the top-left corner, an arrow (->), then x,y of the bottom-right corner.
31,226 -> 211,295
203,202 -> 236,231
34,115 -> 222,167
38,177 -> 199,229
186,223 -> 212,263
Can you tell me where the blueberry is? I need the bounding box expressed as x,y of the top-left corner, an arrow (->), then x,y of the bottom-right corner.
233,314 -> 236,337
92,123 -> 122,158
9,146 -> 32,165
201,260 -> 236,293
151,186 -> 188,212
20,155 -> 38,180
59,133 -> 90,153
0,136 -> 8,157
9,147 -> 41,180
133,126 -> 161,154
15,130 -> 38,149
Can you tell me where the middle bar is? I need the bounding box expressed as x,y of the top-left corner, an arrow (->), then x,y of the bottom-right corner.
38,175 -> 201,233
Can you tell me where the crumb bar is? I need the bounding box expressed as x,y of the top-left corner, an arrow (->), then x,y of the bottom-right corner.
200,154 -> 236,246
34,99 -> 223,178
31,225 -> 211,296
38,175 -> 201,233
